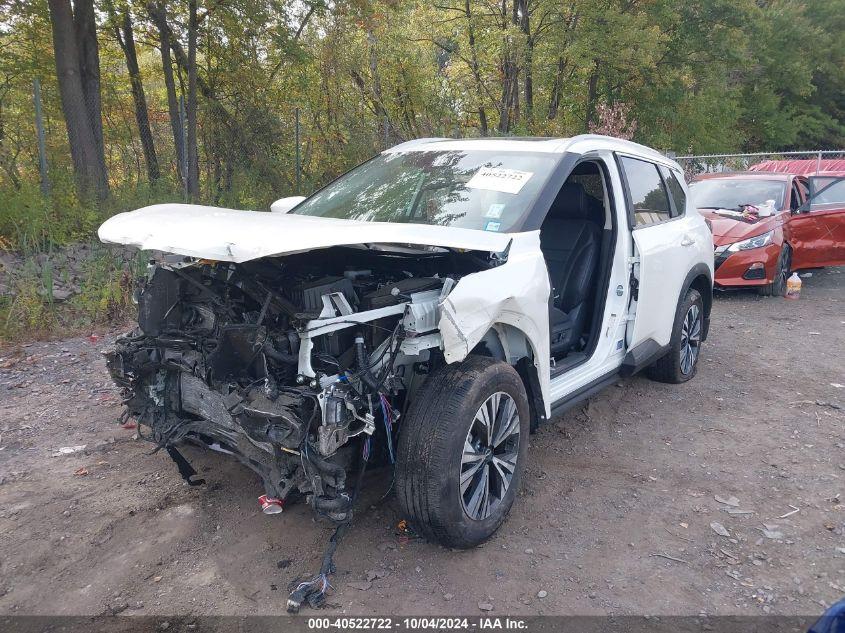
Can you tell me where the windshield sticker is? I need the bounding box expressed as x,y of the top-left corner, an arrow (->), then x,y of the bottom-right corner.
484,220 -> 502,232
467,167 -> 533,194
485,203 -> 505,219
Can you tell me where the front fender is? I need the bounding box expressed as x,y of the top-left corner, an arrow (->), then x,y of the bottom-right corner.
438,232 -> 551,417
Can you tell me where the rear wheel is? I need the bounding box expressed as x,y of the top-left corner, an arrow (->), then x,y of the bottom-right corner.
395,356 -> 530,548
647,288 -> 704,384
758,245 -> 791,297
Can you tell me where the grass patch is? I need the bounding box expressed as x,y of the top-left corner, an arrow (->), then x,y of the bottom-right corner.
0,243 -> 146,342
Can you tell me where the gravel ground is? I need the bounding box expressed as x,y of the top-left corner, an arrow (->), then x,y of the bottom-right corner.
0,267 -> 843,617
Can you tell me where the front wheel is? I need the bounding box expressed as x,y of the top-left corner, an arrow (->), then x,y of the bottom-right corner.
395,356 -> 530,548
758,245 -> 791,297
646,288 -> 704,384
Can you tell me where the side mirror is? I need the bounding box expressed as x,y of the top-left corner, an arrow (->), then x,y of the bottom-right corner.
270,196 -> 306,213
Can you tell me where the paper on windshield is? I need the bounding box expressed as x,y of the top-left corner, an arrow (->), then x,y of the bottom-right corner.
466,167 -> 533,194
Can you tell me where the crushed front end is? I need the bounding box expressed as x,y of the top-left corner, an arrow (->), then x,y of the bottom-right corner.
104,246 -> 489,521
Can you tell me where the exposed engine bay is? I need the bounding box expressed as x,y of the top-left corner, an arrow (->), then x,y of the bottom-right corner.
105,244 -> 497,522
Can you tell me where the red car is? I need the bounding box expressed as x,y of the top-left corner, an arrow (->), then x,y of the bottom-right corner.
689,172 -> 804,295
690,166 -> 845,295
751,159 -> 845,271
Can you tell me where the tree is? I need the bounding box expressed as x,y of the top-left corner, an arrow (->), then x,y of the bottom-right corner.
47,0 -> 109,200
109,2 -> 159,182
148,1 -> 184,182
185,0 -> 199,199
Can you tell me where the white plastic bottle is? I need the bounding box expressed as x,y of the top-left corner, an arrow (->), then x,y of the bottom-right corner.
785,272 -> 802,299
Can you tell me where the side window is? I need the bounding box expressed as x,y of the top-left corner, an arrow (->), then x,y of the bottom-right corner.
790,182 -> 801,212
660,166 -> 687,218
619,156 -> 672,227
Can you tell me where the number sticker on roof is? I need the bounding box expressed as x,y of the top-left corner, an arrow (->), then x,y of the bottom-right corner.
466,167 -> 533,194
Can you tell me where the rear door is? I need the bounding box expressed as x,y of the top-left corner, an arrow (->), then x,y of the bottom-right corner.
617,155 -> 710,349
789,175 -> 845,268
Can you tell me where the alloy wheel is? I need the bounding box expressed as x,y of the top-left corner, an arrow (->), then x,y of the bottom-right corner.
679,304 -> 702,375
460,392 -> 520,521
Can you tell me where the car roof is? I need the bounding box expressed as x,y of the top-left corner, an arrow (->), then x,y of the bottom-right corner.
691,171 -> 794,182
384,134 -> 680,170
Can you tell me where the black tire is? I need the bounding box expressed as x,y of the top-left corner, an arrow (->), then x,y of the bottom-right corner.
395,356 -> 530,549
758,245 -> 791,297
646,288 -> 704,384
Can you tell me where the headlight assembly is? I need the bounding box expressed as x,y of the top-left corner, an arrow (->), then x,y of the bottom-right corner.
727,230 -> 774,252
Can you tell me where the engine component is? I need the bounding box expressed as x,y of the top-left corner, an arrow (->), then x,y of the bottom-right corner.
291,276 -> 357,314
360,276 -> 441,310
137,267 -> 183,335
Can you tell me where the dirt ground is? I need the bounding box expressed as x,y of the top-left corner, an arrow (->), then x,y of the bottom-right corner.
1,268 -> 843,618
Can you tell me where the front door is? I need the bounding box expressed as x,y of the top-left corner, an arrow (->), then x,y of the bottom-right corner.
789,176 -> 845,269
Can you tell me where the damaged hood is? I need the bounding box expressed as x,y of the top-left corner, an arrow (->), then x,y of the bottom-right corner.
699,209 -> 785,247
98,203 -> 512,262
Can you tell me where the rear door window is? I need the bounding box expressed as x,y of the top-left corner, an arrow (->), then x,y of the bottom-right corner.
619,156 -> 672,227
660,166 -> 687,218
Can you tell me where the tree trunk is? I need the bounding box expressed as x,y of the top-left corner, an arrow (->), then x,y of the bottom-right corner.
48,0 -> 109,200
116,9 -> 159,182
464,0 -> 488,136
72,0 -> 104,162
367,29 -> 390,147
148,2 -> 183,181
548,57 -> 565,120
498,51 -> 518,134
518,0 -> 533,122
0,101 -> 23,190
585,61 -> 599,131
186,0 -> 199,199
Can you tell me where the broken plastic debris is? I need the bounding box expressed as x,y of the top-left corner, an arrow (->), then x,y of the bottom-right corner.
258,494 -> 284,514
761,523 -> 784,539
52,445 -> 87,457
725,508 -> 755,515
715,494 -> 740,507
710,522 -> 731,537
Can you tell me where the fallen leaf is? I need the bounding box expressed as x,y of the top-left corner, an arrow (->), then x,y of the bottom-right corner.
73,467 -> 88,476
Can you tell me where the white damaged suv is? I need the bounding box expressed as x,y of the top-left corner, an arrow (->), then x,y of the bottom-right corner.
100,135 -> 713,548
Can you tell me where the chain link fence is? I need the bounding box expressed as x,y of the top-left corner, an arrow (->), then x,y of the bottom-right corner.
671,150 -> 845,181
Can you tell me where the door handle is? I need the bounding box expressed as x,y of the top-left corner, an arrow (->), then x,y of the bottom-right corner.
681,236 -> 695,247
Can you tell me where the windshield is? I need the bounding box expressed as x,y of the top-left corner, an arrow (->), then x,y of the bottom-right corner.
689,178 -> 785,211
292,150 -> 558,232
809,176 -> 845,208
